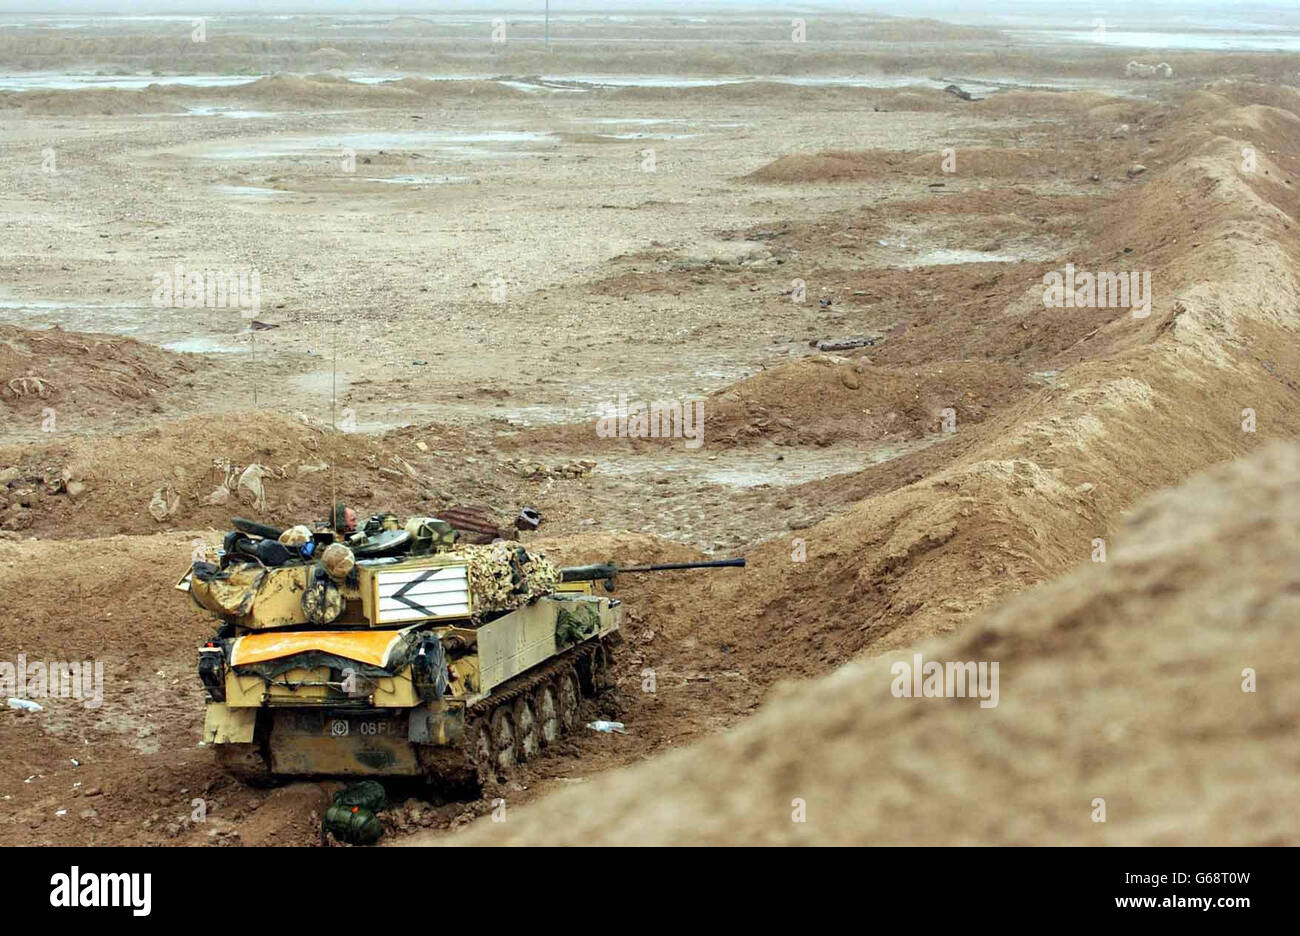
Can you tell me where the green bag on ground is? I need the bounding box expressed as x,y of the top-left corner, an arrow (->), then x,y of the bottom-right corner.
322,781 -> 388,845
333,780 -> 388,812
322,803 -> 384,846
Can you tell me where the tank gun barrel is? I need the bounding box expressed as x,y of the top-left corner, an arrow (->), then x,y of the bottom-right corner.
559,557 -> 745,583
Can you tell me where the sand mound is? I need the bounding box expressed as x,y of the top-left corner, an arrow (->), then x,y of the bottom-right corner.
611,81 -> 884,105
746,151 -> 888,184
0,73 -> 524,115
0,325 -> 191,429
747,147 -> 1059,183
0,410 -> 459,538
0,86 -> 189,115
510,354 -> 1025,454
443,442 -> 1300,846
227,73 -> 523,106
872,89 -> 952,112
702,356 -> 1026,447
386,76 -> 523,100
971,89 -> 1126,116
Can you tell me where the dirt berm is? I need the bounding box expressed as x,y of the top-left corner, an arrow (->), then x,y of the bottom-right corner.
652,82 -> 1300,674
437,441 -> 1300,846
427,81 -> 1300,846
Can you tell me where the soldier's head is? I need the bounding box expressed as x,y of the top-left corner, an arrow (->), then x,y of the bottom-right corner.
332,501 -> 357,534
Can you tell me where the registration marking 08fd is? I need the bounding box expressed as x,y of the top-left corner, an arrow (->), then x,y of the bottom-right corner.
328,718 -> 400,738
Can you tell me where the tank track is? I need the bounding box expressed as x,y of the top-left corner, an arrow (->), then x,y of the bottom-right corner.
214,737 -> 273,785
419,635 -> 615,795
467,635 -> 607,717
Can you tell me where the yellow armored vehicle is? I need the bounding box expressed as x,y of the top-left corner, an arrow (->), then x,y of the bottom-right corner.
181,512 -> 742,790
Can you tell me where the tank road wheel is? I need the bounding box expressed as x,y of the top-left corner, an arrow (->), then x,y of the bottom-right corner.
590,643 -> 613,693
488,707 -> 517,773
555,667 -> 580,736
470,720 -> 493,771
579,643 -> 613,696
513,696 -> 540,762
534,683 -> 560,748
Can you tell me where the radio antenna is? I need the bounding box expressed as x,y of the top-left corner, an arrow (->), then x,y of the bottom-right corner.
251,326 -> 258,407
330,322 -> 338,535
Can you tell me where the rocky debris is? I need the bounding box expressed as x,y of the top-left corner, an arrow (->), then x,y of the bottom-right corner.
943,84 -> 978,101
236,464 -> 270,510
0,464 -> 86,502
809,335 -> 879,352
1125,61 -> 1173,79
382,797 -> 482,836
668,240 -> 779,270
502,458 -> 597,480
147,485 -> 180,522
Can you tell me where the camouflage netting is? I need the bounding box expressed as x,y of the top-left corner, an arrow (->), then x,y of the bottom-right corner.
453,544 -> 560,617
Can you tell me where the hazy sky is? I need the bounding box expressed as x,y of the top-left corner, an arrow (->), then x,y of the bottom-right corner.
0,0 -> 1294,31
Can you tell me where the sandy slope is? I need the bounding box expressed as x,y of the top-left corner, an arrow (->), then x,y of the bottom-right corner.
439,441 -> 1300,846
432,84 -> 1300,845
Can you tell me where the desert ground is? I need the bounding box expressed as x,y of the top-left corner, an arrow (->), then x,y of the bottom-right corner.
1,8 -> 1298,846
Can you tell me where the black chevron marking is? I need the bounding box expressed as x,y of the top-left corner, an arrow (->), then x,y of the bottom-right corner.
392,569 -> 436,615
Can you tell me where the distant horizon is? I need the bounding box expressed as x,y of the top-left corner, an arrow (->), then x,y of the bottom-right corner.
1,2 -> 1298,33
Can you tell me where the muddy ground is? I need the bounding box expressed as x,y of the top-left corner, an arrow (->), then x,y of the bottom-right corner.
1,12 -> 1298,846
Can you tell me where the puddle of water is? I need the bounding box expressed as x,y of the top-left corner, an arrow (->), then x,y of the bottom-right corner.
363,175 -> 471,185
0,298 -> 154,334
777,75 -> 1004,95
574,117 -> 684,126
481,401 -> 607,426
542,74 -> 753,88
0,296 -> 250,353
874,236 -> 1041,267
185,105 -> 278,119
907,248 -> 1032,266
0,73 -> 258,92
0,68 -> 1068,102
571,117 -> 746,137
497,80 -> 589,94
194,130 -> 554,160
1024,29 -> 1300,51
594,132 -> 699,140
212,184 -> 290,198
161,336 -> 247,353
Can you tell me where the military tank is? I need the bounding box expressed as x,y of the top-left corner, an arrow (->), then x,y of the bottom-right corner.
179,510 -> 743,791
